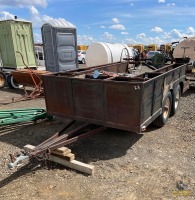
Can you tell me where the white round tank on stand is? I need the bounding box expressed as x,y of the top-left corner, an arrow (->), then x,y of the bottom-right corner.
86,42 -> 134,67
173,37 -> 195,61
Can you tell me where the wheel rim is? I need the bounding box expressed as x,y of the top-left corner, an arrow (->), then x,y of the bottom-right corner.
174,90 -> 180,109
163,97 -> 171,119
0,74 -> 5,87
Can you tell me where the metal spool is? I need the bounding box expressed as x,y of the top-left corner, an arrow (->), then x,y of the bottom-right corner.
152,54 -> 166,69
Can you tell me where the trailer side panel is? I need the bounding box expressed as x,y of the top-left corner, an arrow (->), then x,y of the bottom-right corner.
104,81 -> 143,132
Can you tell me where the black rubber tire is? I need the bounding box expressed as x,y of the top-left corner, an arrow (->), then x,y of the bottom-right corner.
7,74 -> 19,89
153,91 -> 172,127
171,85 -> 181,116
47,115 -> 54,121
0,71 -> 6,88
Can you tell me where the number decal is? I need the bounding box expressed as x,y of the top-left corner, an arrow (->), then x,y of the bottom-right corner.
134,85 -> 140,90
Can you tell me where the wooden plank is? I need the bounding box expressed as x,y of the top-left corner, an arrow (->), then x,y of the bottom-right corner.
64,153 -> 75,161
49,154 -> 94,175
53,147 -> 69,153
24,144 -> 35,152
24,144 -> 94,175
52,148 -> 71,157
51,152 -> 75,161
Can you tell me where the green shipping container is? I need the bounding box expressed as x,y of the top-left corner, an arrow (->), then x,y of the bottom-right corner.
0,20 -> 37,69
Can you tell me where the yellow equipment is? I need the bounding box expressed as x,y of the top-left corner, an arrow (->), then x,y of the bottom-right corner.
133,44 -> 144,53
160,44 -> 172,53
77,45 -> 88,50
147,44 -> 158,51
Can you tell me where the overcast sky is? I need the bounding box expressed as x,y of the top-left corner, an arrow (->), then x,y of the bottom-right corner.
0,0 -> 195,46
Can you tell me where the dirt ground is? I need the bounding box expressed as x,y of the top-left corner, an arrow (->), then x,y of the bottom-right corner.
0,83 -> 195,200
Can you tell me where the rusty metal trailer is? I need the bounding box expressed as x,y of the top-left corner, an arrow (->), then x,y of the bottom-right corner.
7,61 -> 190,170
43,62 -> 189,133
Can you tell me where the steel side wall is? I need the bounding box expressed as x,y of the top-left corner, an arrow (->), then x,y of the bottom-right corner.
141,64 -> 187,127
43,75 -> 143,133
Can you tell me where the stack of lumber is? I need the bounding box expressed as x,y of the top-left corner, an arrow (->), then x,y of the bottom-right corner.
51,147 -> 75,161
24,144 -> 94,175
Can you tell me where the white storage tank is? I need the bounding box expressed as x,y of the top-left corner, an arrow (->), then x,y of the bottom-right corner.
173,37 -> 195,61
86,42 -> 134,67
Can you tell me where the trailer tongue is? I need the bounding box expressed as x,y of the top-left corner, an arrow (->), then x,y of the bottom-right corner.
8,121 -> 106,170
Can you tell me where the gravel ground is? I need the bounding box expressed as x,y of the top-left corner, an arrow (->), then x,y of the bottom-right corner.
0,84 -> 194,200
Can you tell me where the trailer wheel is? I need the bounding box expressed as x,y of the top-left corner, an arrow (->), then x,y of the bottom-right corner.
153,91 -> 172,127
7,74 -> 19,89
171,85 -> 181,116
0,71 -> 6,88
